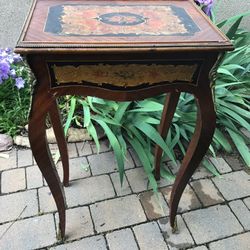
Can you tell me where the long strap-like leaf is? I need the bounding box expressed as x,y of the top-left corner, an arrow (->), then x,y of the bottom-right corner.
126,136 -> 158,192
94,119 -> 125,184
134,121 -> 176,164
64,97 -> 76,136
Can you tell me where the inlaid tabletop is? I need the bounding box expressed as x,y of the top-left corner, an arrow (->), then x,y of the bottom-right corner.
16,0 -> 232,51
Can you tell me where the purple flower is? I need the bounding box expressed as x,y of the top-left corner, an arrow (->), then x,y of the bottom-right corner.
0,60 -> 10,81
0,48 -> 22,63
196,0 -> 213,4
203,3 -> 213,16
15,77 -> 25,89
5,48 -> 12,54
195,0 -> 214,17
9,69 -> 17,78
13,54 -> 22,63
0,48 -> 25,86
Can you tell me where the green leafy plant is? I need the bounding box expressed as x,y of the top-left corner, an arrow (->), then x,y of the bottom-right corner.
214,15 -> 250,166
163,14 -> 250,168
60,96 -> 175,191
161,13 -> 250,171
0,48 -> 33,137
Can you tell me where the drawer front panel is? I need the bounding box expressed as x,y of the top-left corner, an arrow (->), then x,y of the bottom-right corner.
48,62 -> 200,88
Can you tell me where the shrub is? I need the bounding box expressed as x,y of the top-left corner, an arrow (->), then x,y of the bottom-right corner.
0,48 -> 32,136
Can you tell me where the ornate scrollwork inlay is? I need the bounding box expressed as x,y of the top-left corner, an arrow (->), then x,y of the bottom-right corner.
53,64 -> 197,87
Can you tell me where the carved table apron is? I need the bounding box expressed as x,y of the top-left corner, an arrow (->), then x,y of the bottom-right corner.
15,0 -> 233,239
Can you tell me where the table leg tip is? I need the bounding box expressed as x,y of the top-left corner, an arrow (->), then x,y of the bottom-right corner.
63,181 -> 70,187
57,225 -> 66,242
155,176 -> 161,181
171,218 -> 178,234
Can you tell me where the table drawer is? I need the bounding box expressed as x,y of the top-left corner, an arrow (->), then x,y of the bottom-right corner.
48,61 -> 200,88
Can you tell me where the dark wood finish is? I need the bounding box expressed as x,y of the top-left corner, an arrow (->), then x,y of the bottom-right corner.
27,56 -> 66,238
49,100 -> 69,186
15,0 -> 233,240
154,91 -> 180,180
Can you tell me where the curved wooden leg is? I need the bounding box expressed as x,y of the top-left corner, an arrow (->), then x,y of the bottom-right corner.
169,90 -> 216,232
29,95 -> 66,240
154,91 -> 180,180
49,99 -> 69,187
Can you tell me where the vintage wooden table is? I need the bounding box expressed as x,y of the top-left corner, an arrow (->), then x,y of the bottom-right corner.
15,0 -> 233,239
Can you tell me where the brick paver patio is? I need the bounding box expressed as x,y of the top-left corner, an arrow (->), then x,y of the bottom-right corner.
0,140 -> 249,249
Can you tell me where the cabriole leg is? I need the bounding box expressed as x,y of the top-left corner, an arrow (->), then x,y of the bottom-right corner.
154,91 -> 180,180
169,89 -> 216,232
49,99 -> 69,186
29,89 -> 66,239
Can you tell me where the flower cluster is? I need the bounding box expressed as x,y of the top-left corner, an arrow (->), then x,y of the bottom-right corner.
195,0 -> 214,17
0,48 -> 25,89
